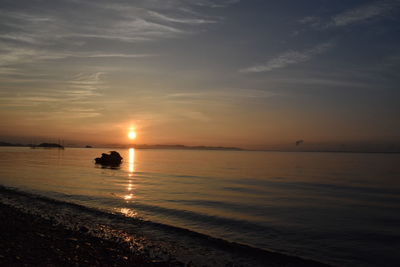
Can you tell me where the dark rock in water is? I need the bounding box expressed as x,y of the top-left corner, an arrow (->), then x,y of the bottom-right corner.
95,151 -> 123,166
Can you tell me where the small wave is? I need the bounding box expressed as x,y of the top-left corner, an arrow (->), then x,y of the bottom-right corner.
125,201 -> 280,237
227,178 -> 400,203
223,186 -> 270,195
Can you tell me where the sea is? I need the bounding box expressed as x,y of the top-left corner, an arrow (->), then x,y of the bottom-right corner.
0,147 -> 399,266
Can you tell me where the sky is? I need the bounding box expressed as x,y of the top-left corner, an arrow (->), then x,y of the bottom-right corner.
0,0 -> 399,148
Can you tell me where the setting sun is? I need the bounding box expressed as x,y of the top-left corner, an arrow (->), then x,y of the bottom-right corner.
128,131 -> 136,140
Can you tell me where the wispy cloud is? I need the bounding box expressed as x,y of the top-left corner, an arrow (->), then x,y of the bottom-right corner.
298,16 -> 322,28
0,71 -> 106,120
67,72 -> 105,98
331,0 -> 400,27
0,0 -> 233,47
299,0 -> 400,30
0,42 -> 153,69
166,89 -> 274,100
0,0 -> 236,80
84,53 -> 154,58
240,42 -> 334,73
148,11 -> 217,24
192,0 -> 241,8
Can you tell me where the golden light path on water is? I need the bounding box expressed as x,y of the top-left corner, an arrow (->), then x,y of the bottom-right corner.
128,148 -> 135,173
122,148 -> 137,217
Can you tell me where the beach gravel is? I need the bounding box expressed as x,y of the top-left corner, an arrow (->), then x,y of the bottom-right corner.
0,203 -> 175,266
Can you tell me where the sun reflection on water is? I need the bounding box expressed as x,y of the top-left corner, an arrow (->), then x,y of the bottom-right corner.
124,194 -> 134,200
128,148 -> 135,173
119,208 -> 138,217
124,148 -> 136,202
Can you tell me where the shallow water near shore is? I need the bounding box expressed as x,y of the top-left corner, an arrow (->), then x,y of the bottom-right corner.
0,147 -> 399,266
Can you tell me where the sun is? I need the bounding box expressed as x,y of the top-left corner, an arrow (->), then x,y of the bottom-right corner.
128,131 -> 136,140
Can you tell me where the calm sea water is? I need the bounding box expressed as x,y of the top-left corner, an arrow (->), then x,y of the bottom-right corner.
0,147 -> 399,266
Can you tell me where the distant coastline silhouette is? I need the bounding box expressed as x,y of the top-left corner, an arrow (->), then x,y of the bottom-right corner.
31,143 -> 64,149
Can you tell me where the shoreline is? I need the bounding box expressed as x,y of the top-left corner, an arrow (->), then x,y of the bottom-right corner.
0,186 -> 330,267
0,203 -> 169,266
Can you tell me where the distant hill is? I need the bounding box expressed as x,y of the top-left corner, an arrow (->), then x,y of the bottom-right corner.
0,142 -> 64,149
132,144 -> 243,151
34,143 -> 64,149
0,142 -> 29,147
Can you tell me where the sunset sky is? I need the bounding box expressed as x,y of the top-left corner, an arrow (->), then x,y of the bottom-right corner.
1,0 -> 399,148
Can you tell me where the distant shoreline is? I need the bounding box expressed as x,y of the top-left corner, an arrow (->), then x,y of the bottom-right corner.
1,141 -> 399,153
0,142 -> 242,151
247,149 -> 400,154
